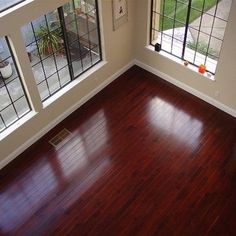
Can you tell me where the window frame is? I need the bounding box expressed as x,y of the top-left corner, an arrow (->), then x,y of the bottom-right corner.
0,36 -> 31,133
21,0 -> 103,102
150,0 -> 230,74
0,0 -> 103,135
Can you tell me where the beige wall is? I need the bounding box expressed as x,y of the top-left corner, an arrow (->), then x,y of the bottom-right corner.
1,0 -> 236,166
0,0 -> 135,164
134,0 -> 236,111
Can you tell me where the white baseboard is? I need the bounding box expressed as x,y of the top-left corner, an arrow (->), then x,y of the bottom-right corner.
134,59 -> 236,118
0,60 -> 135,170
2,59 -> 235,169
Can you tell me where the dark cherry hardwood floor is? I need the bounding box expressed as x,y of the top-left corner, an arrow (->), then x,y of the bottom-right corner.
0,66 -> 236,236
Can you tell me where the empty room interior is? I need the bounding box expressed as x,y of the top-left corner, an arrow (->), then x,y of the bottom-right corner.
0,0 -> 236,235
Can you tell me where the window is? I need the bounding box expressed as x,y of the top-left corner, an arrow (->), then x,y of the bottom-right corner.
21,0 -> 102,101
0,37 -> 31,133
0,0 -> 25,13
150,0 -> 232,74
0,0 -> 102,134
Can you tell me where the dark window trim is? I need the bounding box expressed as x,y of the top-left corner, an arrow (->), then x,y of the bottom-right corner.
150,0 -> 228,74
0,36 -> 31,133
22,0 -> 102,102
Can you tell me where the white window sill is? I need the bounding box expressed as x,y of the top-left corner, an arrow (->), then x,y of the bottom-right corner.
43,60 -> 107,109
145,45 -> 215,81
0,61 -> 107,141
0,111 -> 37,141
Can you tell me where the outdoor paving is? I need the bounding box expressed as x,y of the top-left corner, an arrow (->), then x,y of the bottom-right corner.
152,0 -> 232,74
189,0 -> 232,52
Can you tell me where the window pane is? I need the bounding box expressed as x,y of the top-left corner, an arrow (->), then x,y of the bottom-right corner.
151,0 -> 232,74
0,0 -> 25,12
208,37 -> 222,59
0,37 -> 31,133
212,18 -> 227,40
21,10 -> 71,102
216,0 -> 232,21
162,17 -> 174,32
175,2 -> 188,25
65,0 -> 101,79
21,0 -> 101,101
204,0 -> 218,13
191,0 -> 204,11
200,14 -> 214,35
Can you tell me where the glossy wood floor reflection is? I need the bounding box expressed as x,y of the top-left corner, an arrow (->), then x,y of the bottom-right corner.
1,66 -> 236,236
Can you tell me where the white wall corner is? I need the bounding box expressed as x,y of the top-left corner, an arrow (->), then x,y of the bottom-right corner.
134,59 -> 236,118
0,60 -> 135,170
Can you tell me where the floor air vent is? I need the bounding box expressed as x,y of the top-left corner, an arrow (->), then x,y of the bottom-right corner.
49,128 -> 72,148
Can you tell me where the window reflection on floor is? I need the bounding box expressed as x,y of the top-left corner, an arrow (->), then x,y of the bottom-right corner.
148,97 -> 203,148
0,110 -> 111,234
57,110 -> 109,177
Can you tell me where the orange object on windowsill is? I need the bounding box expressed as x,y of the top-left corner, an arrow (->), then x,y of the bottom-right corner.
198,64 -> 206,74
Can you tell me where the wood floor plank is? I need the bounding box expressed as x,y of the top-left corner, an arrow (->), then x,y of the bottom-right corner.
0,66 -> 236,236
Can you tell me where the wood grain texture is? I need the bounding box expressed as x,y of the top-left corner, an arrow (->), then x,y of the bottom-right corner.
0,66 -> 236,236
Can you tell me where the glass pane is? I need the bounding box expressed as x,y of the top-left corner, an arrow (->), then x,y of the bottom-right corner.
46,10 -> 60,31
20,0 -> 101,101
0,36 -> 31,133
64,0 -> 101,78
89,28 -> 99,45
91,46 -> 100,64
212,18 -> 227,40
0,38 -> 11,59
173,22 -> 185,42
208,37 -> 222,59
205,57 -> 217,74
161,33 -> 172,53
193,33 -> 210,65
172,38 -> 183,58
21,24 -> 35,46
88,9 -> 98,31
63,1 -> 74,16
0,87 -> 11,108
216,0 -> 232,21
21,9 -> 71,102
200,14 -> 214,35
0,0 -> 25,12
42,56 -> 57,78
56,51 -> 67,70
32,63 -> 45,84
59,66 -> 70,86
0,117 -> 4,132
150,0 -> 231,74
162,17 -> 174,31
175,2 -> 188,25
72,60 -> 82,77
14,96 -> 29,117
191,0 -> 204,11
204,0 -> 218,13
82,52 -> 92,70
38,81 -> 49,100
47,74 -> 60,94
163,0 -> 173,16
189,8 -> 201,30
7,78 -> 24,101
1,105 -> 17,126
77,14 -> 89,36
